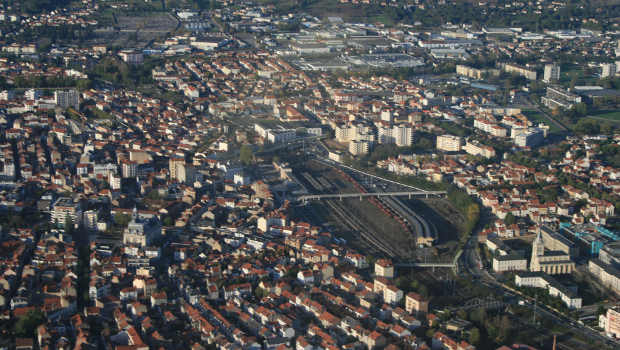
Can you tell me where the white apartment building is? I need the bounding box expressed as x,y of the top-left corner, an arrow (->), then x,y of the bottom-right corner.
515,272 -> 582,309
267,129 -> 296,144
543,63 -> 560,83
378,125 -> 413,147
383,285 -> 404,304
335,123 -> 373,143
119,50 -> 144,65
436,134 -> 463,152
602,63 -> 617,78
464,140 -> 496,158
601,307 -> 620,338
474,118 -> 507,137
492,254 -> 528,272
109,173 -> 121,190
349,140 -> 371,155
54,90 -> 79,109
375,259 -> 395,278
51,197 -> 82,227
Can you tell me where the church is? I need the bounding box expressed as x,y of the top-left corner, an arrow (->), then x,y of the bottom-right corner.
122,207 -> 161,248
530,229 -> 575,275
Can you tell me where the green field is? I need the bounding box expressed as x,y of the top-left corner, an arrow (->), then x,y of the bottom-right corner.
587,110 -> 620,121
522,110 -> 563,133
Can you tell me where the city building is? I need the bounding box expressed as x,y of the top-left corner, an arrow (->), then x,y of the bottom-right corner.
600,306 -> 620,338
82,209 -> 99,231
51,197 -> 82,228
436,135 -> 463,152
328,150 -> 344,162
541,86 -> 582,109
383,285 -> 404,304
375,259 -> 395,278
601,63 -> 617,78
502,63 -> 537,80
512,128 -> 545,147
464,140 -> 496,158
405,292 -> 428,314
121,160 -> 137,178
54,90 -> 79,109
119,50 -> 144,65
599,241 -> 620,267
378,124 -> 413,147
266,129 -> 296,144
543,63 -> 560,83
589,259 -> 620,295
540,225 -> 578,257
515,272 -> 582,309
109,172 -> 121,190
456,64 -> 485,79
530,229 -> 575,275
122,207 -> 161,248
474,118 -> 507,137
492,254 -> 528,272
349,140 -> 371,155
169,156 -> 186,182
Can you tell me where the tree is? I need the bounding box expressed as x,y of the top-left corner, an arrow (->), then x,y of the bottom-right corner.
504,212 -> 516,226
469,327 -> 481,345
14,310 -> 46,337
76,79 -> 93,91
64,214 -> 74,234
574,119 -> 600,135
255,287 -> 267,299
573,103 -> 588,117
239,145 -> 254,165
163,216 -> 174,227
114,213 -> 132,227
498,315 -> 512,342
418,284 -> 429,298
469,307 -> 487,323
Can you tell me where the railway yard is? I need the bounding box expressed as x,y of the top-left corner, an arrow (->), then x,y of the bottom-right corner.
290,158 -> 445,261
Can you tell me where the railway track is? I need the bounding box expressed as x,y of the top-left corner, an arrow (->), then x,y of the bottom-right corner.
380,196 -> 436,246
324,199 -> 398,258
298,161 -> 412,258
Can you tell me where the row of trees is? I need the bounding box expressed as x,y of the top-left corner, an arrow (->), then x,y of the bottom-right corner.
261,0 -> 619,31
14,0 -> 71,14
2,24 -> 94,45
447,186 -> 480,239
89,57 -> 161,88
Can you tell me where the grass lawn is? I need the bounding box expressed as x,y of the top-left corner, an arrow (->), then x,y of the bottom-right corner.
587,110 -> 620,121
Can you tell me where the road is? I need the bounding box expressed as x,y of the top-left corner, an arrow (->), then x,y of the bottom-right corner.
459,234 -> 619,348
586,116 -> 620,124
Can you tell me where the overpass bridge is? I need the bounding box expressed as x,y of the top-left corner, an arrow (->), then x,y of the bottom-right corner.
315,157 -> 432,192
444,296 -> 506,312
396,262 -> 455,268
394,250 -> 463,273
298,191 -> 447,203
